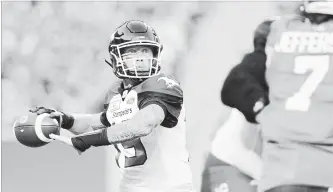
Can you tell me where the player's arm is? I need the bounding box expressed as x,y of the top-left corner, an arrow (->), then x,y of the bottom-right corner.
51,103 -> 165,152
29,107 -> 110,135
211,108 -> 262,180
50,75 -> 183,152
221,50 -> 269,123
105,103 -> 164,143
30,105 -> 162,137
63,112 -> 110,134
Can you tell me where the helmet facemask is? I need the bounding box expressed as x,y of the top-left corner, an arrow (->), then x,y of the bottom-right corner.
110,41 -> 162,79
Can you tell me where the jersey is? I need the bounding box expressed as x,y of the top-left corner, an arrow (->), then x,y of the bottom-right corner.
210,109 -> 262,181
103,73 -> 194,192
211,110 -> 262,163
258,15 -> 333,191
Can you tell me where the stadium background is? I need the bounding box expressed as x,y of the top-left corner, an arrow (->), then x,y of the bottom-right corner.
2,1 -> 300,192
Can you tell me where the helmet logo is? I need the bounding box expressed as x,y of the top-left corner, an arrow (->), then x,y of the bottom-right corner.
157,77 -> 179,88
126,97 -> 135,105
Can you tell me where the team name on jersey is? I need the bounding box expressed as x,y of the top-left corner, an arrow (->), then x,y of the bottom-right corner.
274,32 -> 333,53
112,108 -> 133,118
107,90 -> 139,124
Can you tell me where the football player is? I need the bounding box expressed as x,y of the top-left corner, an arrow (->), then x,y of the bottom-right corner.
220,1 -> 333,192
201,18 -> 273,192
30,20 -> 195,192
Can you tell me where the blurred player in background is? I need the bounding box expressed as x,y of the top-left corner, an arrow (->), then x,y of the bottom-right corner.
219,0 -> 333,192
200,18 -> 273,192
30,20 -> 194,192
200,109 -> 262,192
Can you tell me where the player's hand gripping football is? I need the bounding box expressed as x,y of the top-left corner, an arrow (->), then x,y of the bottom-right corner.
29,106 -> 64,125
29,106 -> 74,129
29,106 -> 82,154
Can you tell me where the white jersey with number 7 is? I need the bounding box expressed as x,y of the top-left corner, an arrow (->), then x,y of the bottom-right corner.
258,15 -> 333,192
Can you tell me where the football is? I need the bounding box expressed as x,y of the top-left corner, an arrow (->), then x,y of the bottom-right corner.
13,113 -> 60,148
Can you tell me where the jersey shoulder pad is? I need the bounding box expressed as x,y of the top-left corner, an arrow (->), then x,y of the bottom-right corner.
267,14 -> 303,46
267,15 -> 282,22
271,14 -> 303,29
136,74 -> 183,128
266,15 -> 288,46
137,73 -> 183,98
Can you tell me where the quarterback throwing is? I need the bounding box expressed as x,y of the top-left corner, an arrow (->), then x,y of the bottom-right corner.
27,20 -> 194,192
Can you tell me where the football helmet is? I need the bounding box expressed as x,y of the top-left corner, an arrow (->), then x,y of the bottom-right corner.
106,20 -> 163,79
301,0 -> 333,15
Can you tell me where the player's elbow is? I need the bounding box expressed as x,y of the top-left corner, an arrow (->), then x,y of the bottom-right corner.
143,104 -> 165,128
139,114 -> 163,136
141,124 -> 155,136
128,105 -> 165,137
128,121 -> 156,138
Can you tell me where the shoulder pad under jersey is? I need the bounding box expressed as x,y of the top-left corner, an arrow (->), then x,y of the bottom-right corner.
135,73 -> 183,98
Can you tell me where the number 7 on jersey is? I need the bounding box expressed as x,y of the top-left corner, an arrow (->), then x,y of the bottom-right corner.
286,55 -> 330,111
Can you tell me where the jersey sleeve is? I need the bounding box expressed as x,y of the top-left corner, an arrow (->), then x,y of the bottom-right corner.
137,74 -> 183,128
221,51 -> 270,123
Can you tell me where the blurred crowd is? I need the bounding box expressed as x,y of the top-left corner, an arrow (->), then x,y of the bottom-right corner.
2,1 -> 214,140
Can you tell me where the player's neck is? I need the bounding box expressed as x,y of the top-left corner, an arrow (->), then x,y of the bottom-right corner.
122,79 -> 142,89
122,79 -> 133,89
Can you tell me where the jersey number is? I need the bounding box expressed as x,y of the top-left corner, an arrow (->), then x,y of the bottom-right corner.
115,138 -> 147,168
285,55 -> 329,111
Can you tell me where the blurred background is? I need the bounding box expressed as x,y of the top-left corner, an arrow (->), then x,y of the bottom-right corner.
2,1 -> 301,192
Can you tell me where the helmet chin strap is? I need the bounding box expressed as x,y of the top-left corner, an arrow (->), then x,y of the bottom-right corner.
104,58 -> 113,68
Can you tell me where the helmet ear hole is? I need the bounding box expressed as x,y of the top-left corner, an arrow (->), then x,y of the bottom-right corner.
150,46 -> 160,58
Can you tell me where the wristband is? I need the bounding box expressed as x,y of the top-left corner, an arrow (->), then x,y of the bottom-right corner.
71,129 -> 110,152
